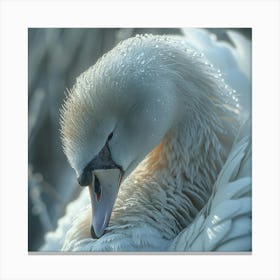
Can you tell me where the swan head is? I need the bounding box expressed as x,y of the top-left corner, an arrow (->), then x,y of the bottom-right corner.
60,35 -> 182,238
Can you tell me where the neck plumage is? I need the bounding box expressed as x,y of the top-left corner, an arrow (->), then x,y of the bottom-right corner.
111,104 -> 238,242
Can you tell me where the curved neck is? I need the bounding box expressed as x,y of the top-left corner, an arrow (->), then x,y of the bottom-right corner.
111,109 -> 236,245
145,116 -> 229,195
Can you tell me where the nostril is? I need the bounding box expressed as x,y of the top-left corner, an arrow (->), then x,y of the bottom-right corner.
94,176 -> 102,201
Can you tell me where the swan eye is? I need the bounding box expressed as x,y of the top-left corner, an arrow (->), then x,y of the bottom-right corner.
78,170 -> 92,186
108,132 -> 113,141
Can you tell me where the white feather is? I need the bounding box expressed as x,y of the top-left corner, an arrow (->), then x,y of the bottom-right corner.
169,120 -> 251,251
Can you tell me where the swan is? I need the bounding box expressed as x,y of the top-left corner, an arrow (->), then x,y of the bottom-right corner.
41,32 -> 251,252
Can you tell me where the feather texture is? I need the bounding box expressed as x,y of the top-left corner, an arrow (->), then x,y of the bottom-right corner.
169,120 -> 251,251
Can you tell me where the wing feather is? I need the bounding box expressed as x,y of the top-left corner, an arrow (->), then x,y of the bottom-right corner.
169,119 -> 252,251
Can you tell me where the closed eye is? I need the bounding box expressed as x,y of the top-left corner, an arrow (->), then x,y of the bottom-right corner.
108,132 -> 113,141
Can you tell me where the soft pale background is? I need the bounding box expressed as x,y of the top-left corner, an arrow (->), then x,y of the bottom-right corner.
0,0 -> 279,279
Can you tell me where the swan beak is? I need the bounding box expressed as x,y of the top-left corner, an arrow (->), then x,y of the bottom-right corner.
88,168 -> 122,238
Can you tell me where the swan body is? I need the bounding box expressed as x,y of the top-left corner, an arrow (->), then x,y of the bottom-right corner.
41,32 -> 251,252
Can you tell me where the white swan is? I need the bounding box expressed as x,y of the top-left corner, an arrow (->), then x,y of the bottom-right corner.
41,32 -> 251,252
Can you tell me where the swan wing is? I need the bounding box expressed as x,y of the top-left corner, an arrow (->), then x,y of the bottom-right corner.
169,119 -> 252,251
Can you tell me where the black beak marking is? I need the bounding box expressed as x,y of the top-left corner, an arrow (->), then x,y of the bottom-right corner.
77,141 -> 123,187
77,170 -> 93,186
